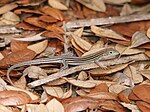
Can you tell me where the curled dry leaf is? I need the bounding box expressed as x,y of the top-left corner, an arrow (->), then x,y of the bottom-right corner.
89,63 -> 129,76
40,6 -> 64,21
27,40 -> 48,54
6,85 -> 39,101
133,84 -> 150,104
123,65 -> 143,84
48,0 -> 68,10
46,98 -> 64,112
115,44 -> 144,55
43,86 -> 64,98
136,101 -> 150,112
75,0 -> 106,12
62,97 -> 99,112
64,78 -> 96,88
0,3 -> 18,15
0,90 -> 31,106
0,49 -> 36,67
91,26 -> 126,40
131,31 -> 150,48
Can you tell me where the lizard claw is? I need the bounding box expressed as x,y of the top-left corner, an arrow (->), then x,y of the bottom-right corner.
94,61 -> 108,70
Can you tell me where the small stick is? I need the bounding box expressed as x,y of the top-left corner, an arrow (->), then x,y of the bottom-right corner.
28,54 -> 149,88
65,14 -> 150,29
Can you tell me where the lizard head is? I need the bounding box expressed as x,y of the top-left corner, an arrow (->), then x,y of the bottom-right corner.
101,48 -> 120,60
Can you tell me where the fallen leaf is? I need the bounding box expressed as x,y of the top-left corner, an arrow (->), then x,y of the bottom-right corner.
77,71 -> 88,81
43,86 -> 64,98
0,104 -> 14,112
121,102 -> 140,112
133,84 -> 150,104
123,65 -> 143,84
115,44 -> 144,55
62,97 -> 99,112
131,31 -> 150,48
91,26 -> 126,40
144,50 -> 150,57
64,78 -> 96,88
62,89 -> 72,99
2,11 -> 20,22
46,25 -> 64,34
120,3 -> 133,16
0,3 -> 18,15
136,101 -> 150,112
27,40 -> 48,54
147,27 -> 150,38
40,6 -> 64,21
39,15 -> 58,23
6,85 -> 39,101
118,88 -> 131,103
16,22 -> 41,30
25,104 -> 48,112
90,83 -> 109,93
89,63 -> 129,76
48,0 -> 68,10
24,17 -> 48,28
46,98 -> 64,112
140,70 -> 150,80
10,40 -> 28,52
14,8 -> 42,15
75,0 -> 106,12
0,90 -> 31,106
0,49 -> 36,67
109,84 -> 129,94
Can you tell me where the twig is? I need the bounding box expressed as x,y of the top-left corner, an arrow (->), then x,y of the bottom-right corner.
28,54 -> 149,88
65,13 -> 150,29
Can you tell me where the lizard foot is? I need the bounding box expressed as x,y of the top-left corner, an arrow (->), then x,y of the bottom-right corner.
94,61 -> 108,70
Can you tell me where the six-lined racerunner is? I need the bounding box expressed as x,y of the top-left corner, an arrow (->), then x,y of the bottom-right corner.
7,48 -> 120,86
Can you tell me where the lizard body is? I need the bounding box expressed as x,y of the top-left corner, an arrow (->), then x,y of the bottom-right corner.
7,48 -> 119,85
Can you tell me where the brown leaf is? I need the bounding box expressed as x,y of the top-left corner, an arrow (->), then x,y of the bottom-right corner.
40,6 -> 64,21
0,90 -> 31,106
46,25 -> 64,34
131,31 -> 150,48
0,3 -> 18,15
48,0 -> 68,10
16,22 -> 42,30
118,89 -> 131,103
90,83 -> 109,93
10,40 -> 28,52
128,91 -> 140,101
0,49 -> 36,67
14,8 -> 42,15
39,15 -> 58,23
136,101 -> 150,112
62,97 -> 99,111
133,84 -> 150,103
24,17 -> 48,29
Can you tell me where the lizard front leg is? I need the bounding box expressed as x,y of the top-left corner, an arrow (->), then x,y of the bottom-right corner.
94,60 -> 108,70
60,59 -> 69,70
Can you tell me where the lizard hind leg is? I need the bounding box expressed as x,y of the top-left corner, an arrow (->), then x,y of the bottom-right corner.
60,59 -> 69,71
94,60 -> 108,70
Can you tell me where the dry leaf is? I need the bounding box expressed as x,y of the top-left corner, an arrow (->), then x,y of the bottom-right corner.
73,27 -> 84,37
120,4 -> 133,16
136,101 -> 150,112
133,84 -> 150,104
140,70 -> 150,80
25,104 -> 48,112
89,63 -> 129,76
0,3 -> 18,15
39,15 -> 58,23
147,27 -> 150,38
40,6 -> 64,21
6,85 -> 39,101
104,0 -> 131,5
115,44 -> 144,55
27,40 -> 48,54
123,65 -> 143,84
0,49 -> 36,67
64,78 -> 96,88
0,90 -> 31,106
118,88 -> 131,103
10,40 -> 28,52
62,97 -> 99,111
75,0 -> 106,12
43,86 -> 64,98
77,71 -> 88,81
2,11 -> 20,22
91,26 -> 126,40
0,104 -> 14,112
62,89 -> 72,99
46,98 -> 64,112
48,0 -> 68,10
109,84 -> 129,94
14,8 -> 43,15
90,83 -> 109,93
46,25 -> 64,34
121,102 -> 140,112
131,31 -> 150,48
24,17 -> 48,28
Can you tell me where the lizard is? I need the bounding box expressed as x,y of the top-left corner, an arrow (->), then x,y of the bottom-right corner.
7,48 -> 120,86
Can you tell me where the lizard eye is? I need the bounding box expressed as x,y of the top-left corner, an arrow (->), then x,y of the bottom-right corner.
109,51 -> 113,54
